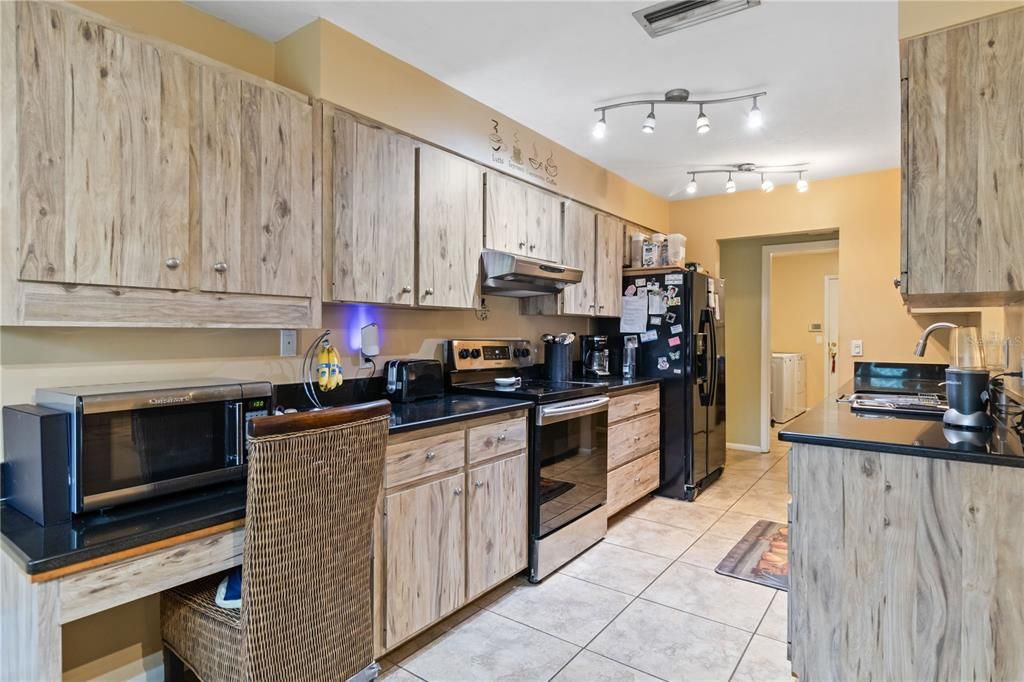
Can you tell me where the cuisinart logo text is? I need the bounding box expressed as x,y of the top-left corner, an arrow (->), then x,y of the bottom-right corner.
148,395 -> 193,405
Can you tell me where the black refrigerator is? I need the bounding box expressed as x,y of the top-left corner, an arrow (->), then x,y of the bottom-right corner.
617,268 -> 726,500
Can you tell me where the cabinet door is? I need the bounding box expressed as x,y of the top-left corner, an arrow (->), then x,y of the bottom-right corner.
526,186 -> 562,262
418,147 -> 483,309
16,3 -> 191,290
196,67 -> 315,297
484,172 -> 529,256
466,453 -> 528,599
595,214 -> 624,317
331,112 -> 416,304
384,473 -> 465,646
561,203 -> 597,315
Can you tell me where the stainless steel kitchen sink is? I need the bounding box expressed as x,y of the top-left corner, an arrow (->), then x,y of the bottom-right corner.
838,392 -> 947,418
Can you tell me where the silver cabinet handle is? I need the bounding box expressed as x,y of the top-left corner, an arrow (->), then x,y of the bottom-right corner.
589,304 -> 596,309
424,288 -> 434,296
497,433 -> 506,441
599,305 -> 606,310
518,241 -> 527,249
634,401 -> 641,408
634,475 -> 641,483
401,285 -> 412,293
453,487 -> 463,496
474,481 -> 485,489
213,261 -> 228,273
165,257 -> 181,270
529,244 -> 536,251
425,451 -> 436,461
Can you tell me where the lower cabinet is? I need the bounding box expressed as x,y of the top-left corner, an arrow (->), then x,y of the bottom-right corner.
606,386 -> 661,517
376,412 -> 529,654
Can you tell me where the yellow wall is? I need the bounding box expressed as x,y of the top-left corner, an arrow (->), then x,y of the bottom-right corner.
770,251 -> 839,404
899,0 -> 1024,38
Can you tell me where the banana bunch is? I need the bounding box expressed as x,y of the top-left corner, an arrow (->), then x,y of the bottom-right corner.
317,338 -> 344,391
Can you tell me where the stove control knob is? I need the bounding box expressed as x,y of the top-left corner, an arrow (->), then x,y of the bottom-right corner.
512,348 -> 521,358
458,349 -> 471,360
520,347 -> 531,358
470,348 -> 482,359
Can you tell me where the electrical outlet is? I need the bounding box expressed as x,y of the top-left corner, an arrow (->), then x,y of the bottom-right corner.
850,339 -> 864,357
280,329 -> 297,357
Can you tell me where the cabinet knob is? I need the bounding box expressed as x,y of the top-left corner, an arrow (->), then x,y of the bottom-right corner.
213,261 -> 228,273
164,257 -> 181,270
634,401 -> 641,408
402,285 -> 412,293
589,304 -> 596,309
634,475 -> 641,483
599,305 -> 606,310
633,435 -> 641,442
424,288 -> 434,296
425,451 -> 436,460
529,244 -> 536,251
453,487 -> 463,496
518,241 -> 527,249
497,433 -> 506,442
474,481 -> 485,489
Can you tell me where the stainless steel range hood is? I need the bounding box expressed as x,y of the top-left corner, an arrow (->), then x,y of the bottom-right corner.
480,249 -> 583,298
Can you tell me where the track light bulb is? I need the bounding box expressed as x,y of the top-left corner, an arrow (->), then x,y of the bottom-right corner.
696,106 -> 710,135
748,97 -> 763,129
761,174 -> 774,192
686,174 -> 698,195
642,106 -> 656,134
725,174 -> 736,193
796,172 -> 809,192
592,114 -> 607,139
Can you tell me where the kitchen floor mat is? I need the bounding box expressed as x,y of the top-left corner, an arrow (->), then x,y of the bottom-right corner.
715,520 -> 789,591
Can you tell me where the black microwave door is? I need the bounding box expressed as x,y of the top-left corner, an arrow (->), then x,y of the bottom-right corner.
80,402 -> 235,500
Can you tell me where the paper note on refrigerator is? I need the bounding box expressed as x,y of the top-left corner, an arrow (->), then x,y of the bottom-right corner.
620,296 -> 648,333
668,336 -> 681,347
648,294 -> 667,315
640,330 -> 659,343
665,273 -> 683,285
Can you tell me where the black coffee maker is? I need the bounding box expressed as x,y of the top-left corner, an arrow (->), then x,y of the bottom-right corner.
581,335 -> 611,377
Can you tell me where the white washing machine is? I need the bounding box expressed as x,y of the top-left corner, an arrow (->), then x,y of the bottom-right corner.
771,352 -> 807,424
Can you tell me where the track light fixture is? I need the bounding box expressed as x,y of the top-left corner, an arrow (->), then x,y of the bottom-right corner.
696,105 -> 710,135
641,105 -> 657,134
748,96 -> 763,128
678,163 -> 809,197
591,87 -> 765,139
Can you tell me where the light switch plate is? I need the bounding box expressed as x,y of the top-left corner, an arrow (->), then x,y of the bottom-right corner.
280,329 -> 297,357
851,339 -> 864,357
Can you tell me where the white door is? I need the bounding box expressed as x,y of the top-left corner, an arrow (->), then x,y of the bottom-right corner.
824,275 -> 840,398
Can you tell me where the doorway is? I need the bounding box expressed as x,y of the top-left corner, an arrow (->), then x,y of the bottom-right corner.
760,240 -> 839,451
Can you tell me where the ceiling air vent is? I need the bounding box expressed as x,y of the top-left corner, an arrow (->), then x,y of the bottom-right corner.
633,0 -> 761,38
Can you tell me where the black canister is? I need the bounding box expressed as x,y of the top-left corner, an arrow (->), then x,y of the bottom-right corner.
545,341 -> 572,382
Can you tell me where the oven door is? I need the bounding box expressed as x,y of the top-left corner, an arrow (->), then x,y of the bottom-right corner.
76,397 -> 249,512
532,395 -> 609,539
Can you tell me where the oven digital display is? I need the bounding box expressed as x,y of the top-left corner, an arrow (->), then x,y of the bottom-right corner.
482,345 -> 511,360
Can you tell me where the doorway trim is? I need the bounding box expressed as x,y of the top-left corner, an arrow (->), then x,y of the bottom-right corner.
823,275 -> 840,399
760,239 -> 839,452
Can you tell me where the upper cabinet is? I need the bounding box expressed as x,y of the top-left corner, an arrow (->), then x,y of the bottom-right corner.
2,2 -> 320,327
561,203 -> 598,315
418,146 -> 484,309
902,8 -> 1024,305
484,172 -> 561,262
323,106 -> 417,306
595,214 -> 625,317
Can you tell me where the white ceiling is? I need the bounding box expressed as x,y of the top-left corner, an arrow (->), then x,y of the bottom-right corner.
190,1 -> 900,199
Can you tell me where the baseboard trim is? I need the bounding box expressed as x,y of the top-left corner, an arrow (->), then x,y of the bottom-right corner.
727,442 -> 767,453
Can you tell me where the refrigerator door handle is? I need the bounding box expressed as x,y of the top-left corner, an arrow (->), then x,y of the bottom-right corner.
697,309 -> 713,406
708,314 -> 719,406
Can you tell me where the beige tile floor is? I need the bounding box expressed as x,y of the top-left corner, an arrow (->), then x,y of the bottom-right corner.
380,433 -> 792,682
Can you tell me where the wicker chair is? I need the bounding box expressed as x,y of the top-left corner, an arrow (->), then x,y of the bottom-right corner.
161,401 -> 391,682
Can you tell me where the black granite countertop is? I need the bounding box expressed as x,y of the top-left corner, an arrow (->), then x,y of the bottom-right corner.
780,380 -> 1024,468
388,394 -> 533,434
571,375 -> 661,392
1,392 -> 532,575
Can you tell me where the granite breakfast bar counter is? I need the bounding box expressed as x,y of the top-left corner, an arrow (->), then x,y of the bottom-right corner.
779,385 -> 1024,680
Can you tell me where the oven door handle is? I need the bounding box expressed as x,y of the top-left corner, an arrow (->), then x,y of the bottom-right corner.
536,396 -> 610,425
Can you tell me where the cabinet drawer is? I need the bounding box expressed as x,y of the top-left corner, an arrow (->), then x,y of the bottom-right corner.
607,451 -> 659,516
607,412 -> 660,471
608,387 -> 660,424
386,429 -> 465,488
467,416 -> 528,465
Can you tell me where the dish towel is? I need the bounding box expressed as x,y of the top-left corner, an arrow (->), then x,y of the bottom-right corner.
215,567 -> 242,609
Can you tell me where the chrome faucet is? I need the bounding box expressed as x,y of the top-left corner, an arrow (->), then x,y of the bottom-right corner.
914,322 -> 958,357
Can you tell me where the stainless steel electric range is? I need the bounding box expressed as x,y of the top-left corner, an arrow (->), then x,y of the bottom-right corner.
445,339 -> 608,582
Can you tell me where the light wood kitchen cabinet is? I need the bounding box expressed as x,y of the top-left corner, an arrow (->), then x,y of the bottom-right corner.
606,386 -> 661,517
418,146 -> 484,309
322,105 -> 417,305
374,411 -> 529,654
383,472 -> 466,646
466,453 -> 528,599
2,1 -> 320,327
595,214 -> 625,317
484,172 -> 561,262
561,203 -> 598,315
901,8 -> 1024,305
